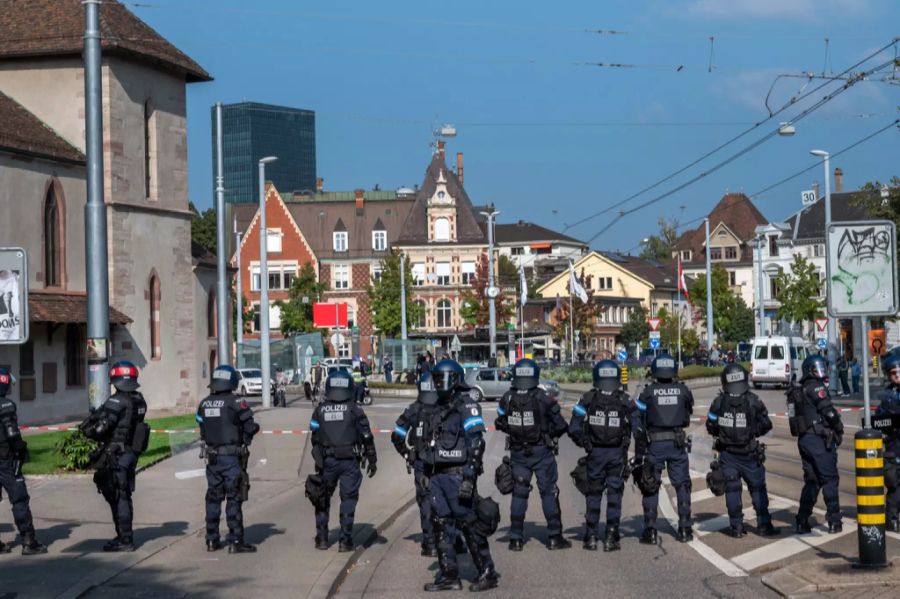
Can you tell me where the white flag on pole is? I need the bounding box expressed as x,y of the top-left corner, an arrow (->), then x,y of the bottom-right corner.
568,262 -> 588,304
519,262 -> 528,307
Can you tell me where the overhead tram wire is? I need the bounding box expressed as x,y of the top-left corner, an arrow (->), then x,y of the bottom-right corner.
562,38 -> 899,233
583,58 -> 897,245
749,118 -> 900,200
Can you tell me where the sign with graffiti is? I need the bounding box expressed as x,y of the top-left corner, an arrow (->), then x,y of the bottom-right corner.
0,248 -> 28,345
826,221 -> 898,317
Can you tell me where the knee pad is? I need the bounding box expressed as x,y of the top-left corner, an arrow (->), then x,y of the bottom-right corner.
606,477 -> 625,494
512,484 -> 531,500
206,486 -> 226,502
6,483 -> 29,506
343,491 -> 360,502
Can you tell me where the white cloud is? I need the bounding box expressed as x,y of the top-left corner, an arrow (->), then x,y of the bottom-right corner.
685,0 -> 874,21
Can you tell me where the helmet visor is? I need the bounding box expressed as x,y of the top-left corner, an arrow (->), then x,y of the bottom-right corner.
594,366 -> 620,391
809,363 -> 828,379
327,376 -> 353,401
432,370 -> 458,395
512,365 -> 538,390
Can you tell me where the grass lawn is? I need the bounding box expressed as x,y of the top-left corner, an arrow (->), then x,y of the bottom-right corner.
23,413 -> 199,475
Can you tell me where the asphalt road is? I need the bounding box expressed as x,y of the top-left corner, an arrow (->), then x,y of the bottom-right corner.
6,386 -> 895,599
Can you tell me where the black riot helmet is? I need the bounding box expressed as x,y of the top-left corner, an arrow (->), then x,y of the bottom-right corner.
651,353 -> 677,382
0,367 -> 10,397
417,370 -> 440,406
110,361 -> 140,392
209,365 -> 239,393
593,360 -> 621,393
882,351 -> 900,379
512,359 -> 540,391
431,359 -> 465,399
801,354 -> 828,381
721,363 -> 749,396
325,368 -> 355,402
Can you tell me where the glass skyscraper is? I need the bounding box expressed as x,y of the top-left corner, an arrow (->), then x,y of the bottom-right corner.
211,102 -> 316,204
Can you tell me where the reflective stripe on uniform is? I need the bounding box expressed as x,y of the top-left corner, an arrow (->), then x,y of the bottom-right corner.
310,420 -> 320,430
394,425 -> 408,437
707,412 -> 718,421
463,417 -> 484,430
635,399 -> 647,411
573,404 -> 587,417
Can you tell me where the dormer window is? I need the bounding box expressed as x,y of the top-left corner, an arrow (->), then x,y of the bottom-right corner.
372,230 -> 387,251
333,231 -> 348,252
434,218 -> 450,242
437,191 -> 446,201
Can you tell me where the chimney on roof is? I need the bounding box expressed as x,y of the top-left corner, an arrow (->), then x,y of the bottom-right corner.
834,167 -> 843,193
456,152 -> 464,186
316,177 -> 324,193
812,181 -> 820,201
437,140 -> 445,161
355,188 -> 365,210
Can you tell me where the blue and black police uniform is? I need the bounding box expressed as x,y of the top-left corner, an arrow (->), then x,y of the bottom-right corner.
788,355 -> 843,533
706,364 -> 779,537
80,361 -> 149,552
197,365 -> 260,553
874,354 -> 900,532
0,368 -> 46,555
392,372 -> 441,556
423,359 -> 498,593
633,354 -> 694,543
310,371 -> 377,552
495,359 -> 570,551
568,360 -> 631,551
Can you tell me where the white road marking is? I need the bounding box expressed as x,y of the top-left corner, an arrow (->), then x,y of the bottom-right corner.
174,468 -> 206,480
730,522 -> 857,571
691,489 -> 715,503
695,497 -> 794,537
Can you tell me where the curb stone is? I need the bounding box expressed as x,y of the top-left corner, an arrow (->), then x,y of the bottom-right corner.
762,557 -> 900,597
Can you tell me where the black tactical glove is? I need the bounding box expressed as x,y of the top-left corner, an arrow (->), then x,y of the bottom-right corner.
366,459 -> 378,478
458,477 -> 475,501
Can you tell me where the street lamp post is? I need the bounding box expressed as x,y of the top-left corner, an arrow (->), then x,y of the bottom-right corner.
811,149 -> 838,391
756,234 -> 765,337
235,217 -> 243,361
704,218 -> 714,352
214,103 -> 229,365
480,209 -> 500,359
258,156 -> 278,408
400,252 -> 408,370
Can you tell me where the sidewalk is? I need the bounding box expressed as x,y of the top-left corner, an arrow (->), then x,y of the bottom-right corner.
0,398 -> 416,599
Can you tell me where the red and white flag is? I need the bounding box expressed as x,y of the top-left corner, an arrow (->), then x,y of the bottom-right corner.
678,256 -> 690,301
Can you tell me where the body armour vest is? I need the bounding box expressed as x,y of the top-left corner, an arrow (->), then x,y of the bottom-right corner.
199,394 -> 242,447
110,392 -> 147,445
318,400 -> 358,458
507,391 -> 544,446
587,391 -> 627,447
425,402 -> 468,466
412,403 -> 440,457
717,394 -> 754,450
787,381 -> 822,437
645,384 -> 688,429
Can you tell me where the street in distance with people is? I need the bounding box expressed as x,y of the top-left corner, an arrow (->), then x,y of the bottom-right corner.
1,1 -> 899,598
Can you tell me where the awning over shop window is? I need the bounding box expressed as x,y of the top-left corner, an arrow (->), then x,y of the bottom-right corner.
29,292 -> 132,325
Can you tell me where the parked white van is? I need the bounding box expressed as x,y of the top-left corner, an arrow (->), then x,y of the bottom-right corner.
750,336 -> 813,388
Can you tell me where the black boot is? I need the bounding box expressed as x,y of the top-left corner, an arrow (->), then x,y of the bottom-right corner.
338,537 -> 354,552
314,535 -> 329,550
727,525 -> 747,538
639,527 -> 658,545
207,539 -> 222,552
469,567 -> 500,592
676,527 -> 693,543
464,528 -> 499,593
827,521 -> 843,534
424,541 -> 462,592
508,538 -> 524,552
547,534 -> 571,550
103,537 -> 136,552
0,540 -> 11,554
582,533 -> 598,551
794,517 -> 812,534
602,525 -> 621,552
20,533 -> 47,556
758,522 -> 781,537
228,540 -> 257,553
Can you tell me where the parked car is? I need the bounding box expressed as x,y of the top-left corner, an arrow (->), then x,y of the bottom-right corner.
465,367 -> 560,402
750,336 -> 812,388
323,358 -> 353,368
236,369 -> 264,396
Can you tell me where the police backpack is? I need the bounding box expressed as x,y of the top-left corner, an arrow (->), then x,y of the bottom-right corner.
305,473 -> 328,507
706,460 -> 726,496
494,456 -> 515,495
473,494 -> 501,537
570,457 -> 590,496
785,384 -> 806,437
635,461 -> 661,497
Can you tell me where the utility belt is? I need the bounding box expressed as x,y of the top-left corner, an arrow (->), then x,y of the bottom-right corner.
201,443 -> 248,465
507,434 -> 556,455
427,464 -> 466,476
208,444 -> 243,456
320,444 -> 360,460
717,439 -> 763,458
648,428 -> 691,451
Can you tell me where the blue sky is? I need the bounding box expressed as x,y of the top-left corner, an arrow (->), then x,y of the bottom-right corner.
135,0 -> 898,252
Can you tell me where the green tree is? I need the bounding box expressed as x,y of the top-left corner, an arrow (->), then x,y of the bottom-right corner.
461,252 -> 515,328
857,177 -> 900,261
619,305 -> 649,348
689,265 -> 755,343
639,218 -> 678,263
550,290 -> 600,349
367,251 -> 424,337
496,254 -> 518,288
276,263 -> 327,336
774,254 -> 825,328
189,201 -> 217,254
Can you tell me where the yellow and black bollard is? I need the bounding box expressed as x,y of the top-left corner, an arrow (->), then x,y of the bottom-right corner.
854,428 -> 887,568
620,366 -> 628,391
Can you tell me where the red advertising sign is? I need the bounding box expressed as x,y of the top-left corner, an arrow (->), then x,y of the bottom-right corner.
313,302 -> 348,328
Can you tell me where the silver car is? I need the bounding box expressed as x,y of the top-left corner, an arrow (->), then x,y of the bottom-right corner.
465,367 -> 560,402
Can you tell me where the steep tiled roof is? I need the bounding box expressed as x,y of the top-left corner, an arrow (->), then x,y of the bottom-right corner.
494,221 -> 587,246
0,92 -> 84,163
396,153 -> 486,246
0,0 -> 211,82
674,193 -> 768,262
782,192 -> 875,241
600,252 -> 678,290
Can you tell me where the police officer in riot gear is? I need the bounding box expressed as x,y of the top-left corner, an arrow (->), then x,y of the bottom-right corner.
495,358 -> 570,551
568,360 -> 631,551
0,368 -> 47,555
197,365 -> 260,553
79,361 -> 149,552
875,352 -> 900,532
423,359 -> 498,593
310,369 -> 377,552
392,371 -> 440,556
789,355 -> 844,533
633,353 -> 694,544
706,364 -> 780,537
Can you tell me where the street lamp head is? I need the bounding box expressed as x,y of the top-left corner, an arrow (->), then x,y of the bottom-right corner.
778,122 -> 795,136
259,156 -> 278,165
809,149 -> 829,158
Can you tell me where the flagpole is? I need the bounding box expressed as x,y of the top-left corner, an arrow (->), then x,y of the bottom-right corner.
569,292 -> 575,366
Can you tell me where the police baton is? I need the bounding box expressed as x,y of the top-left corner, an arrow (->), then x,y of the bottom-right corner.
853,428 -> 887,568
